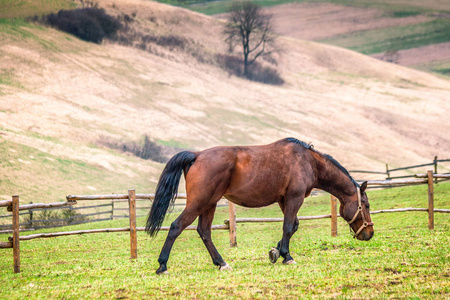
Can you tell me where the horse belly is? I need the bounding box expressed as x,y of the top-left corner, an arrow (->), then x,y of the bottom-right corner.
224,194 -> 278,208
224,176 -> 285,207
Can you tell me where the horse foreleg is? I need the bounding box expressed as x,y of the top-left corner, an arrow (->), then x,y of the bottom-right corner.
278,217 -> 299,264
197,205 -> 231,270
269,218 -> 299,264
156,210 -> 198,274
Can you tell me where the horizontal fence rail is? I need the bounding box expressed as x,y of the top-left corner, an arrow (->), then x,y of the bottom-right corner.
223,208 -> 450,225
349,157 -> 449,181
0,201 -> 114,232
12,225 -> 231,242
7,201 -> 77,212
0,200 -> 13,208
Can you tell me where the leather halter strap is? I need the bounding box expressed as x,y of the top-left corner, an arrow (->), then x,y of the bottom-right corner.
347,187 -> 374,238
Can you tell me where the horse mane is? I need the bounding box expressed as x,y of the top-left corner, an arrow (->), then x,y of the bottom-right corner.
284,137 -> 314,150
284,137 -> 360,188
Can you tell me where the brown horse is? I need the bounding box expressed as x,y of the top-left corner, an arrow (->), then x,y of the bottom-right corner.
146,138 -> 374,274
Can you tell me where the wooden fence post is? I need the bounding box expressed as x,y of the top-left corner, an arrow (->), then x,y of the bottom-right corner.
228,201 -> 237,247
330,195 -> 338,237
111,201 -> 114,220
28,201 -> 33,229
434,156 -> 438,184
12,195 -> 20,273
128,190 -> 137,259
427,170 -> 434,230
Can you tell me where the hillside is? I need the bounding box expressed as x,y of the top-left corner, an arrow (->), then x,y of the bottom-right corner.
206,0 -> 450,76
1,0 -> 450,202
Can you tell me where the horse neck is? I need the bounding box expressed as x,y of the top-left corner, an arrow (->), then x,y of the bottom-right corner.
313,153 -> 357,202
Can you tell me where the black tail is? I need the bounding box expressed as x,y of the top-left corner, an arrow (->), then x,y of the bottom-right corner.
145,151 -> 197,237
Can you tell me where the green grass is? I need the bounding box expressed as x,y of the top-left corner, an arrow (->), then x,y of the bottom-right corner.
0,0 -> 75,19
0,183 -> 448,298
319,18 -> 450,54
434,68 -> 450,76
0,18 -> 61,52
0,18 -> 35,37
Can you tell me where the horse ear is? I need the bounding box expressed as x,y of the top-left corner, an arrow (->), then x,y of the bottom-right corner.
360,181 -> 368,193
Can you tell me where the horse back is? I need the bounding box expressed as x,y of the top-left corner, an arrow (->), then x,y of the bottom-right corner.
185,140 -> 317,208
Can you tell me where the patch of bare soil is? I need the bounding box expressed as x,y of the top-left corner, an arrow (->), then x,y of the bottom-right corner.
264,3 -> 431,41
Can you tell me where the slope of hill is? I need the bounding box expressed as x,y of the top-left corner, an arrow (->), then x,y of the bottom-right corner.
264,2 -> 450,76
1,0 -> 450,202
204,0 -> 450,76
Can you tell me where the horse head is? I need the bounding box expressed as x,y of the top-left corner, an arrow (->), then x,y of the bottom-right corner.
340,181 -> 374,241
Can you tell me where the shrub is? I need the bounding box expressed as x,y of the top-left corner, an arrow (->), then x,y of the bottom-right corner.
217,54 -> 284,85
246,63 -> 285,85
44,8 -> 121,44
98,135 -> 168,163
139,135 -> 166,162
217,54 -> 243,77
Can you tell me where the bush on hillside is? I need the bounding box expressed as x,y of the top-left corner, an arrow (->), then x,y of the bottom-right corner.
246,63 -> 285,85
44,8 -> 121,44
217,54 -> 284,85
98,135 -> 168,163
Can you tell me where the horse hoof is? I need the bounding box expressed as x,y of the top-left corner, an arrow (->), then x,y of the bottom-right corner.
219,263 -> 232,271
269,247 -> 280,264
283,259 -> 296,265
156,267 -> 169,275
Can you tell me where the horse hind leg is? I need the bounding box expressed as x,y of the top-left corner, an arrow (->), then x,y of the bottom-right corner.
156,209 -> 198,275
197,204 -> 231,270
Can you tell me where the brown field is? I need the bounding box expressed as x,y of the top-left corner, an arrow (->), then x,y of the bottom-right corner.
265,3 -> 431,41
260,2 -> 450,71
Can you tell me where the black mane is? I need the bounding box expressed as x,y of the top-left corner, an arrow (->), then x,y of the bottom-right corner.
284,137 -> 314,150
284,137 -> 360,188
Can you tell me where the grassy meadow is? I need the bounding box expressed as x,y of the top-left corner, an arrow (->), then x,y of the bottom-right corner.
0,0 -> 74,19
320,18 -> 450,54
0,183 -> 448,299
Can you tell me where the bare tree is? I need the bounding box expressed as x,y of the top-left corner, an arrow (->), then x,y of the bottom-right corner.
224,1 -> 276,77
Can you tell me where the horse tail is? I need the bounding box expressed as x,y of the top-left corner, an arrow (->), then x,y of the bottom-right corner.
145,151 -> 197,237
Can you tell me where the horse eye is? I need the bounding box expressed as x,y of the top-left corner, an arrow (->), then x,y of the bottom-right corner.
365,204 -> 370,209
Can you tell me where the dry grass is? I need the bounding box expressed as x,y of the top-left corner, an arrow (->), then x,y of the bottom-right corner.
0,0 -> 450,202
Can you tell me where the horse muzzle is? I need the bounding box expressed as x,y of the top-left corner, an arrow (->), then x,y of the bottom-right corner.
355,223 -> 374,241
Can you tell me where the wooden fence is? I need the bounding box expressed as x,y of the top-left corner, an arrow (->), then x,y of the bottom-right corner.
350,157 -> 450,180
1,171 -> 449,273
0,197 -> 226,233
0,202 -> 113,233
